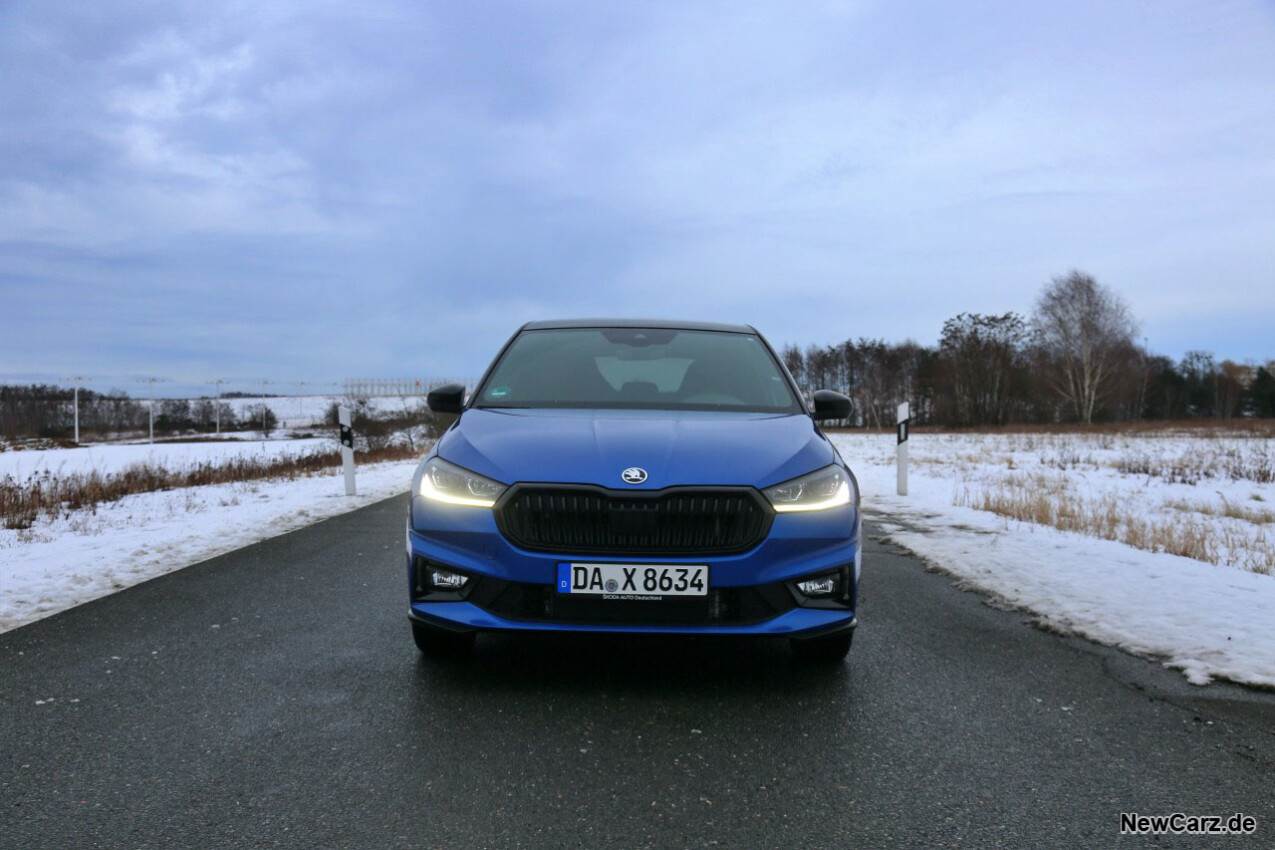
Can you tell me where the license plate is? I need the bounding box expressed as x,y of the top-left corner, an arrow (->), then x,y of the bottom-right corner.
557,563 -> 708,598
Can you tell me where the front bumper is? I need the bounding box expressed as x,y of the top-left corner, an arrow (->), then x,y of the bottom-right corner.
406,493 -> 860,639
409,600 -> 857,638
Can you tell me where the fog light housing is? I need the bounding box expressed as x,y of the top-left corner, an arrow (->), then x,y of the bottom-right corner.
429,567 -> 469,591
796,573 -> 841,597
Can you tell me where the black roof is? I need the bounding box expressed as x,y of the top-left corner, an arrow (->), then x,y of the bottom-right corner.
520,318 -> 757,334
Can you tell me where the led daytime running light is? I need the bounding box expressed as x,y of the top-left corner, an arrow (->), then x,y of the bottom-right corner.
771,477 -> 850,512
765,465 -> 854,513
418,458 -> 506,508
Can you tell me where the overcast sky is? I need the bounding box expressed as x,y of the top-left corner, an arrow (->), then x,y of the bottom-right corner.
2,0 -> 1273,396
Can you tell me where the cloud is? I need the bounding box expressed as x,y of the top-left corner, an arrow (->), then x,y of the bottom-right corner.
1,0 -> 1274,394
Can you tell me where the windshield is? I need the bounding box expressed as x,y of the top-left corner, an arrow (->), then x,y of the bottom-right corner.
474,328 -> 802,413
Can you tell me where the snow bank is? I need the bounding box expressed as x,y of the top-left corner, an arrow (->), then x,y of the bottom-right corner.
834,432 -> 1275,688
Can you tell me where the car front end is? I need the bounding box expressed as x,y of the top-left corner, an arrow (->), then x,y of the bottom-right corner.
406,320 -> 861,661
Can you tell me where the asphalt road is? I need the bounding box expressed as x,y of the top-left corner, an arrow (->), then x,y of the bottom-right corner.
2,495 -> 1273,848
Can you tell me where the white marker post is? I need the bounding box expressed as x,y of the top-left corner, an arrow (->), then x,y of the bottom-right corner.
72,377 -> 83,444
338,406 -> 357,496
62,375 -> 90,445
208,379 -> 227,434
896,401 -> 910,496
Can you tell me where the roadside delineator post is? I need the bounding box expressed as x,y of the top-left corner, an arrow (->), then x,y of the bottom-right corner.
339,406 -> 357,496
897,401 -> 910,496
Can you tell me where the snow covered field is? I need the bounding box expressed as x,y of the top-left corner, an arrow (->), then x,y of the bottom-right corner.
221,394 -> 427,429
832,430 -> 1275,688
0,439 -> 421,633
3,429 -> 1273,689
0,437 -> 332,479
220,394 -> 379,429
223,394 -> 340,429
68,393 -> 429,431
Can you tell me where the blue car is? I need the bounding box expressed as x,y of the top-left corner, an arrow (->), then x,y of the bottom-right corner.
406,319 -> 860,662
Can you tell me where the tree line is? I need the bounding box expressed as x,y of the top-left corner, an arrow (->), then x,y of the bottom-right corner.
5,271 -> 1271,440
0,385 -> 452,446
0,386 -> 274,442
782,271 -> 1275,427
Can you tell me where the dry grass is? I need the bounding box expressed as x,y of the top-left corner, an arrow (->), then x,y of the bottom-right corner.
957,475 -> 1275,575
1,444 -> 422,531
1164,496 -> 1275,525
1115,443 -> 1275,485
921,430 -> 1274,485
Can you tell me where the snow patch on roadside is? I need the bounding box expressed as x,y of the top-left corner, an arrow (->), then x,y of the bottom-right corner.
836,434 -> 1275,689
0,460 -> 418,633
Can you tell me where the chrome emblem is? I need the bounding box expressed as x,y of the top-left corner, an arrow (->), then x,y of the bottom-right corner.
621,467 -> 648,485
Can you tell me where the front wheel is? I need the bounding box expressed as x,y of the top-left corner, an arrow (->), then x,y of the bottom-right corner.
791,631 -> 853,663
411,620 -> 476,658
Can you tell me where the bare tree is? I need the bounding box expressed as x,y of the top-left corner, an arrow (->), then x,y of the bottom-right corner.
1217,361 -> 1250,419
804,344 -> 835,395
1031,271 -> 1138,424
1252,363 -> 1275,418
843,338 -> 893,429
780,344 -> 805,390
1179,350 -> 1217,418
892,341 -> 936,425
938,312 -> 1028,426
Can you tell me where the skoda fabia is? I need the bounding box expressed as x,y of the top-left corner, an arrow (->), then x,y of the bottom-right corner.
406,319 -> 861,661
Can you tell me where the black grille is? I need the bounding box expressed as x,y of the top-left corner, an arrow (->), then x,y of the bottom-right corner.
495,485 -> 772,555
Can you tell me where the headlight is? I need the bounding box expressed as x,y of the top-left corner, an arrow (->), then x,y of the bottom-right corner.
418,457 -> 507,508
763,464 -> 853,513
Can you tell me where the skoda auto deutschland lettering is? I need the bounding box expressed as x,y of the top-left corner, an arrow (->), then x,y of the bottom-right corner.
406,320 -> 861,662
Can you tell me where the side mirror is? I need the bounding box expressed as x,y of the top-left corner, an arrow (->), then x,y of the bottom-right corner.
811,390 -> 852,422
427,383 -> 467,414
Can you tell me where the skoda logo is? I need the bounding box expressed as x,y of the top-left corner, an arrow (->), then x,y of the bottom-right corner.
621,467 -> 648,485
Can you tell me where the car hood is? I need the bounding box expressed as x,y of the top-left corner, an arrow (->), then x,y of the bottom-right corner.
434,408 -> 836,489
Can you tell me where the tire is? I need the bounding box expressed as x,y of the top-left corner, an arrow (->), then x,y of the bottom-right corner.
791,631 -> 853,663
411,620 -> 476,658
